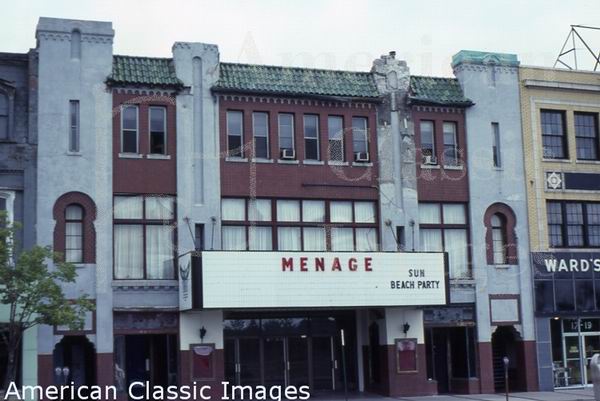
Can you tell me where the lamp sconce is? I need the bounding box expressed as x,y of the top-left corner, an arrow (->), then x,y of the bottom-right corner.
402,322 -> 410,335
199,326 -> 207,342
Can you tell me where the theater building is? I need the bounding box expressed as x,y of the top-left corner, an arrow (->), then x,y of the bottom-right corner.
519,65 -> 600,389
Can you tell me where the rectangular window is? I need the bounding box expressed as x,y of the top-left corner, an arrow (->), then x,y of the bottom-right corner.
0,93 -> 8,140
352,117 -> 369,162
253,112 -> 269,159
304,115 -> 320,160
541,110 -> 567,159
419,203 -> 469,279
114,195 -> 176,279
227,111 -> 243,158
149,107 -> 167,155
328,116 -> 344,161
195,224 -> 205,251
278,113 -> 295,158
547,201 -> 600,248
69,100 -> 80,152
420,121 -> 436,164
575,112 -> 599,160
121,105 -> 138,154
442,122 -> 459,166
492,122 -> 501,167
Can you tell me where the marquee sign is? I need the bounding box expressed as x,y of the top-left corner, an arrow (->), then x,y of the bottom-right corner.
196,251 -> 448,309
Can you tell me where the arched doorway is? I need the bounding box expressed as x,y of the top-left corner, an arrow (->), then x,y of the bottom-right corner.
53,336 -> 96,397
491,326 -> 524,393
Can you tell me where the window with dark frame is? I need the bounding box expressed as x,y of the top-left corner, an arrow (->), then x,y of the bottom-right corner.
442,122 -> 459,166
252,112 -> 269,159
121,105 -> 138,154
328,116 -> 344,162
304,115 -> 320,160
541,110 -> 567,159
492,122 -> 501,167
195,224 -> 205,251
352,117 -> 369,162
227,111 -> 244,158
575,112 -> 599,161
65,204 -> 84,263
69,100 -> 80,152
220,198 -> 378,252
420,121 -> 435,163
278,113 -> 295,158
149,106 -> 167,155
547,201 -> 600,248
0,92 -> 8,140
113,195 -> 176,280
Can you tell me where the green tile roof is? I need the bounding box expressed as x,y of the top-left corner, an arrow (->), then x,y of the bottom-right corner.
107,55 -> 183,88
409,76 -> 472,107
213,62 -> 379,99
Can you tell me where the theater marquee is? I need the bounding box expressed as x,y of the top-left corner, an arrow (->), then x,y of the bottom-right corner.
196,251 -> 448,309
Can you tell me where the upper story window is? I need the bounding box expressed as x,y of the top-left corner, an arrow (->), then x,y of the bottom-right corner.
0,92 -> 8,140
221,198 -> 378,252
253,112 -> 269,159
541,110 -> 567,159
352,117 -> 369,162
328,116 -> 344,162
227,111 -> 244,158
491,214 -> 507,264
575,112 -> 599,161
420,121 -> 436,165
278,113 -> 295,159
69,100 -> 80,152
419,202 -> 469,279
113,195 -> 175,280
149,107 -> 167,155
492,122 -> 501,167
65,204 -> 83,263
442,122 -> 459,166
547,201 -> 600,248
121,105 -> 139,154
304,115 -> 320,161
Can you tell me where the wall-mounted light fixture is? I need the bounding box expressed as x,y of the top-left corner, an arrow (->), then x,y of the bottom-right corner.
199,326 -> 207,342
402,322 -> 410,335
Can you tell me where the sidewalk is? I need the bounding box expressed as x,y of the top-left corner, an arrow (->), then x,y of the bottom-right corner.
395,388 -> 595,401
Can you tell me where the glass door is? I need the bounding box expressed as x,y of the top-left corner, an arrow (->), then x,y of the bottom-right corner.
563,335 -> 583,386
583,335 -> 600,385
312,336 -> 335,391
238,338 -> 262,386
287,337 -> 309,387
264,337 -> 286,387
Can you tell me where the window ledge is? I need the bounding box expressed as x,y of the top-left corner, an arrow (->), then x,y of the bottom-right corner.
576,159 -> 600,165
118,152 -> 143,159
493,167 -> 504,171
542,158 -> 571,163
277,159 -> 300,164
225,157 -> 248,163
66,151 -> 82,157
112,279 -> 178,288
420,164 -> 440,169
450,278 -> 475,286
303,160 -> 325,165
352,162 -> 373,167
146,154 -> 171,160
492,264 -> 512,270
328,161 -> 349,166
250,158 -> 274,164
443,165 -> 464,170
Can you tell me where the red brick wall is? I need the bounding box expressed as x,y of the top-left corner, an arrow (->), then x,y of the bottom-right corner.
413,107 -> 469,202
219,96 -> 379,200
112,92 -> 177,195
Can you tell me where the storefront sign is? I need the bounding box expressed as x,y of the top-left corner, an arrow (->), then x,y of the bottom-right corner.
197,251 -> 447,308
532,252 -> 600,276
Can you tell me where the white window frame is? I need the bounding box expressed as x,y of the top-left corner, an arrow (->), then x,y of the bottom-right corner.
120,105 -> 139,154
148,106 -> 167,155
352,117 -> 369,160
328,115 -> 345,162
442,121 -> 459,166
0,190 -> 15,226
227,110 -> 244,158
278,113 -> 295,154
252,112 -> 270,159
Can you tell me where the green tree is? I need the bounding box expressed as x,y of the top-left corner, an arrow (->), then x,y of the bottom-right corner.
0,212 -> 94,390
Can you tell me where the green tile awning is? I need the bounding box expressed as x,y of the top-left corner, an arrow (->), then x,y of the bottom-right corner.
213,62 -> 379,99
107,55 -> 183,88
409,75 -> 473,107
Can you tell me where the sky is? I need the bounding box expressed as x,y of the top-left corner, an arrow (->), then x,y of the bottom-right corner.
2,0 -> 599,76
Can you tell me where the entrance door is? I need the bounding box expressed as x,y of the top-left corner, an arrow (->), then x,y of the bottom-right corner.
583,335 -> 600,385
238,338 -> 262,386
264,337 -> 286,387
312,336 -> 335,391
564,335 -> 583,386
287,337 -> 309,387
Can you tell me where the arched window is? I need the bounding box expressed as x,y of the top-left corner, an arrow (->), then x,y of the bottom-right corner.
70,29 -> 81,60
0,92 -> 8,140
491,213 -> 507,264
65,204 -> 84,263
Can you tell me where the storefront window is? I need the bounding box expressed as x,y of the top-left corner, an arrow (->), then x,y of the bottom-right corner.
555,280 -> 575,311
575,280 -> 595,312
535,280 -> 554,313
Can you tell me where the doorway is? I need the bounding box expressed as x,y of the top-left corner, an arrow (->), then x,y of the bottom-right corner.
491,326 -> 523,392
53,336 -> 96,398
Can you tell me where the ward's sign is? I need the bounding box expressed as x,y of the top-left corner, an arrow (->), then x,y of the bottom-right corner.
199,251 -> 447,308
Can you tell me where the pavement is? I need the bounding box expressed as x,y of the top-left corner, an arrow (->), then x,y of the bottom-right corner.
308,388 -> 596,401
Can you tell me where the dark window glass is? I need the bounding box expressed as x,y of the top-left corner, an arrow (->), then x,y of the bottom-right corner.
576,280 -> 595,312
121,106 -> 138,153
595,281 -> 600,310
588,204 -> 600,246
69,100 -> 80,152
0,93 -> 8,140
492,122 -> 501,167
328,116 -> 344,161
253,112 -> 269,159
195,224 -> 204,251
304,115 -> 319,160
420,121 -> 435,162
555,280 -> 575,311
149,107 -> 166,155
566,203 -> 584,247
442,122 -> 459,166
535,281 -> 554,313
352,117 -> 369,160
278,113 -> 294,154
547,202 -> 564,247
227,111 -> 243,157
575,113 -> 598,160
541,110 -> 567,159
